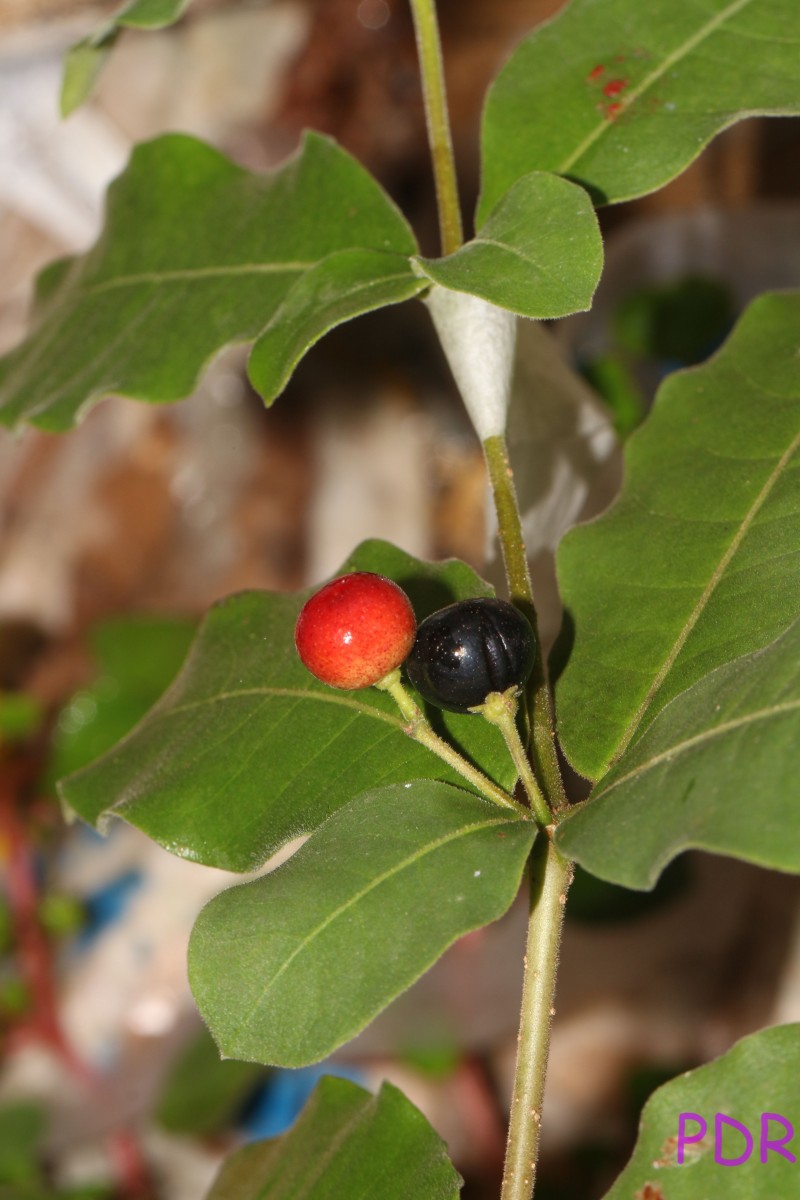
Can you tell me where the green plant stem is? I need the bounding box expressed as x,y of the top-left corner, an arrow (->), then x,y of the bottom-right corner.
501,837 -> 573,1200
478,692 -> 550,827
483,432 -> 575,1200
375,671 -> 528,818
483,434 -> 566,813
409,0 -> 463,256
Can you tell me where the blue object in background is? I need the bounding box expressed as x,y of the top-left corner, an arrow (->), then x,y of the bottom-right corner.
238,1063 -> 366,1141
76,869 -> 145,949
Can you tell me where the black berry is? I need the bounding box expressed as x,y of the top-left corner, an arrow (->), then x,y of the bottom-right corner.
405,598 -> 535,713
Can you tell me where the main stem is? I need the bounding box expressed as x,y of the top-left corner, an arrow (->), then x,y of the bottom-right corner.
502,838 -> 573,1200
485,434 -> 573,1200
410,7 -> 572,1197
484,434 -> 565,813
409,0 -> 463,256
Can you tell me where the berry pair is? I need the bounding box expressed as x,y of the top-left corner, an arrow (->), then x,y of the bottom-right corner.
295,571 -> 534,712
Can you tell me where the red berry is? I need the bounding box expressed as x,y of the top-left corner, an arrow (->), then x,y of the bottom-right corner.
295,572 -> 416,690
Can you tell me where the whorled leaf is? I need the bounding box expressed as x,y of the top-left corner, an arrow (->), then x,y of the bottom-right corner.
555,291 -> 800,783
479,0 -> 800,220
189,781 -> 534,1066
61,0 -> 194,117
601,1024 -> 800,1198
204,1077 -> 462,1199
58,541 -> 517,872
0,133 -> 423,432
415,172 -> 603,319
556,622 -> 800,887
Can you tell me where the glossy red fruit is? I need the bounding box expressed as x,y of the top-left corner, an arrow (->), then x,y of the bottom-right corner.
295,571 -> 416,690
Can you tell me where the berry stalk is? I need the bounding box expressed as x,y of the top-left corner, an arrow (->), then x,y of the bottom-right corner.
375,670 -> 529,818
477,690 -> 550,827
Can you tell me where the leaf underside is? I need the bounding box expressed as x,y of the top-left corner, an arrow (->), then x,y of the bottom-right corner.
479,0 -> 800,220
0,132 -> 422,432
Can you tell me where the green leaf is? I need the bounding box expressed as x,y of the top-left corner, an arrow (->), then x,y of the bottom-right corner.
557,622 -> 800,887
555,291 -> 800,782
61,0 -> 193,117
415,172 -> 602,319
0,1104 -> 44,1185
0,693 -> 42,742
156,1027 -> 268,1136
601,1024 -> 800,1198
0,133 -> 422,432
48,615 -> 195,786
58,541 -> 517,872
205,1076 -> 462,1199
248,249 -> 426,404
190,781 -> 534,1066
479,0 -> 800,220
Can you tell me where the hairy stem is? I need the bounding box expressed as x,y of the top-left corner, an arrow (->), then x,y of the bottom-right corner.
483,434 -> 566,812
483,433 -> 574,1200
375,671 -> 529,818
501,838 -> 573,1200
478,691 -> 550,827
409,0 -> 463,256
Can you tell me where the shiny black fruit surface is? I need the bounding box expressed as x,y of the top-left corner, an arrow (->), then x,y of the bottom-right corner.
405,598 -> 535,713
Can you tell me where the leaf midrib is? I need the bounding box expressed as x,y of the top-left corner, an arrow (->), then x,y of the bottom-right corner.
231,809 -> 514,1040
609,425 -> 800,769
259,1095 -> 375,1200
594,698 -> 800,801
557,0 -> 754,176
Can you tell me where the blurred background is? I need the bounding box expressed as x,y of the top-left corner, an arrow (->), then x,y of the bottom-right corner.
1,1 -> 800,1197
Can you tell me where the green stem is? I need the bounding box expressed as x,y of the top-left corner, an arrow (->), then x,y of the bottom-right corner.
501,837 -> 573,1200
483,434 -> 566,813
478,691 -> 550,827
409,0 -> 463,256
375,671 -> 529,818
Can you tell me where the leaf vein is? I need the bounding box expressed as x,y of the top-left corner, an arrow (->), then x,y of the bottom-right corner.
595,698 -> 800,798
612,425 -> 800,764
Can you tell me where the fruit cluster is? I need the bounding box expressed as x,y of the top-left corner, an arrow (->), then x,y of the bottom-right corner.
295,571 -> 534,712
